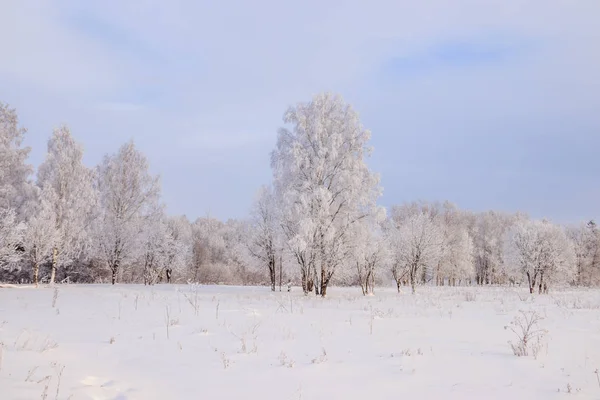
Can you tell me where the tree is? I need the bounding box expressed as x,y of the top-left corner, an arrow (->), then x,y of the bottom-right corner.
138,209 -> 169,285
271,93 -> 382,297
223,219 -> 257,285
163,215 -> 193,283
0,102 -> 34,217
567,220 -> 600,286
191,216 -> 227,283
21,185 -> 57,285
583,221 -> 600,286
467,211 -> 519,285
36,126 -> 97,284
349,212 -> 388,295
436,203 -> 475,286
247,185 -> 279,291
505,219 -> 576,294
0,208 -> 25,268
95,141 -> 161,284
388,212 -> 443,294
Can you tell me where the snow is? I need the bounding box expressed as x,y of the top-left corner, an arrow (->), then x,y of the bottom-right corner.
1,285 -> 600,399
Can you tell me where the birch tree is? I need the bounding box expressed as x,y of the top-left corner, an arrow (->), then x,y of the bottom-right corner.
349,212 -> 388,295
271,93 -> 382,297
437,204 -> 475,286
191,217 -> 227,283
164,215 -> 193,283
0,102 -> 34,217
0,208 -> 25,268
21,185 -> 57,285
567,221 -> 600,286
389,212 -> 443,294
138,209 -> 168,285
95,141 -> 161,284
247,185 -> 279,291
37,126 -> 97,284
506,219 -> 576,293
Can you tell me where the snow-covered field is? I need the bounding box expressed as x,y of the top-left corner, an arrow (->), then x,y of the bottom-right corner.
1,285 -> 600,400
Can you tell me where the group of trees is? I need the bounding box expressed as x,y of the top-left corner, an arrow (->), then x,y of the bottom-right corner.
1,96 -> 599,294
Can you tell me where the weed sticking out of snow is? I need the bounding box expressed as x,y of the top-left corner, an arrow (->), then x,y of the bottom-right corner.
505,310 -> 547,358
311,347 -> 327,364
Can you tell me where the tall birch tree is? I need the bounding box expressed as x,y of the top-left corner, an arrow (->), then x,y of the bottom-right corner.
271,93 -> 382,296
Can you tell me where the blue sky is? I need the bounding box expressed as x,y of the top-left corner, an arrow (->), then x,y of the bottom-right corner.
1,0 -> 599,223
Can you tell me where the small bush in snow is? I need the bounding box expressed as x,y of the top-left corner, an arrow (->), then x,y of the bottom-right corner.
505,310 -> 547,358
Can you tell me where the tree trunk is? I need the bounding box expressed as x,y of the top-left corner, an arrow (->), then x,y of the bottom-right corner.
166,269 -> 172,283
320,266 -> 327,297
111,261 -> 119,285
50,247 -> 58,285
410,268 -> 416,294
269,256 -> 276,292
301,269 -> 308,293
279,254 -> 283,292
526,271 -> 535,294
34,262 -> 39,287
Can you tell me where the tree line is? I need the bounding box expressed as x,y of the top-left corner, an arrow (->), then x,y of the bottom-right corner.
1,95 -> 598,294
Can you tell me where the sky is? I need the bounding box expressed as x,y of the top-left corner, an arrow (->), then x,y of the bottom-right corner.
1,0 -> 599,224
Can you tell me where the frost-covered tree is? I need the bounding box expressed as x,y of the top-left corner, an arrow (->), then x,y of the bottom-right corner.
21,185 -> 57,285
0,208 -> 25,268
164,215 -> 193,283
467,211 -> 519,285
436,203 -> 475,286
95,141 -> 161,284
37,126 -> 97,284
383,220 -> 408,292
191,216 -> 227,283
566,220 -> 600,287
247,185 -> 279,291
271,93 -> 382,297
505,219 -> 576,294
138,209 -> 168,285
223,219 -> 258,285
349,211 -> 388,295
0,102 -> 34,217
137,212 -> 193,285
388,212 -> 443,294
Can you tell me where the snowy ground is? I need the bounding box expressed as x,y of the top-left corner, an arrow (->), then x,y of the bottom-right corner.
1,284 -> 600,400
